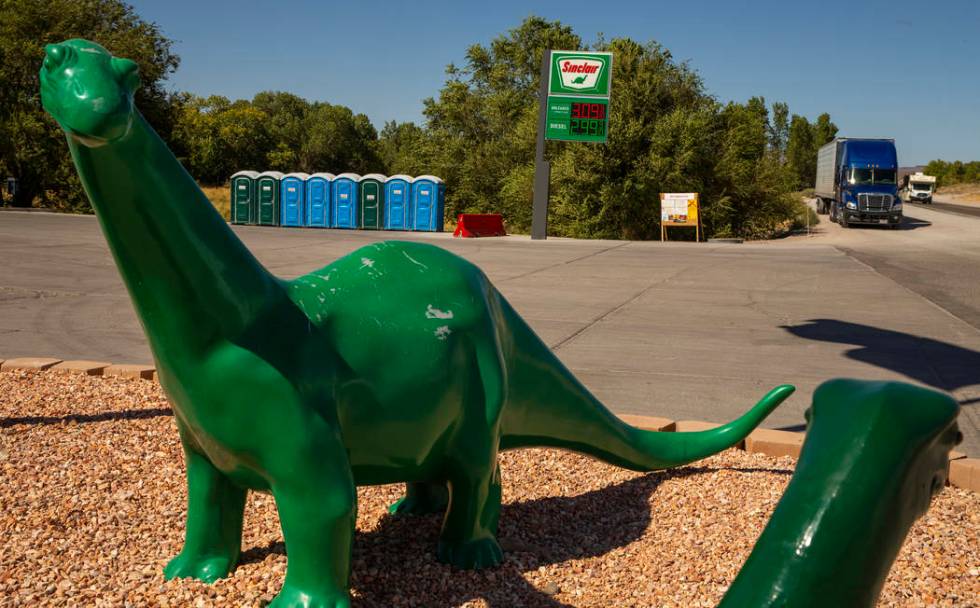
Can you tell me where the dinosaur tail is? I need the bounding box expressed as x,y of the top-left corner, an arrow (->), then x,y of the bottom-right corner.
497,298 -> 794,471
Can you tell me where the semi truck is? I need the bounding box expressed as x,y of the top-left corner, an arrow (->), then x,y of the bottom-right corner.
900,172 -> 936,204
814,138 -> 902,228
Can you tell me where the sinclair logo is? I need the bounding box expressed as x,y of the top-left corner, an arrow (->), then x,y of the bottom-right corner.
558,59 -> 604,89
549,52 -> 612,96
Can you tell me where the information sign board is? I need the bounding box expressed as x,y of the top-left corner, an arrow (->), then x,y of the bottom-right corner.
660,192 -> 701,241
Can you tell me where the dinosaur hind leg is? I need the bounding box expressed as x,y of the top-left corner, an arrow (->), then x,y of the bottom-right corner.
437,334 -> 506,570
389,481 -> 449,515
438,463 -> 503,570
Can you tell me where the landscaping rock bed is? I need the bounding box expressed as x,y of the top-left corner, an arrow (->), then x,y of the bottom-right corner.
1,371 -> 977,607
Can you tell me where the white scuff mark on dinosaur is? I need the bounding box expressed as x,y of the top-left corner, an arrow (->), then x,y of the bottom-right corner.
426,305 -> 454,320
403,251 -> 429,270
434,325 -> 452,340
317,294 -> 326,303
360,257 -> 375,269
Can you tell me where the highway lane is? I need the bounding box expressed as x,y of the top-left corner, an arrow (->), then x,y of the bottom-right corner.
908,199 -> 980,219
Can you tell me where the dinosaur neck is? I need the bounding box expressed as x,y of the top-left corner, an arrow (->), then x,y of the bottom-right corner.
718,449 -> 912,607
67,112 -> 281,361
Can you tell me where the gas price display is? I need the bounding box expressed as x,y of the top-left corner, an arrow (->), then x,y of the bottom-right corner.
545,97 -> 610,143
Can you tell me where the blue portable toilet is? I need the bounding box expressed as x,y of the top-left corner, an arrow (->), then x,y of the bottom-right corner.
305,173 -> 334,228
412,175 -> 445,232
331,173 -> 360,229
280,172 -> 308,227
384,175 -> 414,230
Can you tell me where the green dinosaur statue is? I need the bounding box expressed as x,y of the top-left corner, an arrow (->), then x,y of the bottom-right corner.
720,379 -> 961,608
41,39 -> 793,607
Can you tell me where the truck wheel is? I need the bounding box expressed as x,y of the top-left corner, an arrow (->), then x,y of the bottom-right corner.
840,214 -> 849,228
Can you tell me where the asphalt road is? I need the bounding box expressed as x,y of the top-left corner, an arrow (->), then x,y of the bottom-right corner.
2,208 -> 979,456
908,199 -> 980,219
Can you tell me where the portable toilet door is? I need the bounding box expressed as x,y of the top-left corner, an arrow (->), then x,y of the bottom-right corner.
256,171 -> 283,226
280,173 -> 308,227
305,173 -> 334,228
359,174 -> 386,230
412,175 -> 445,232
384,175 -> 414,230
331,173 -> 360,229
230,170 -> 259,224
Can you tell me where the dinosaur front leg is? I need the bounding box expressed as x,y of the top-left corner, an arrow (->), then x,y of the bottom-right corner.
269,436 -> 357,608
437,462 -> 503,570
164,437 -> 247,583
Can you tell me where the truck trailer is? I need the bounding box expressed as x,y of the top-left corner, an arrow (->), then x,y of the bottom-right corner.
814,138 -> 902,228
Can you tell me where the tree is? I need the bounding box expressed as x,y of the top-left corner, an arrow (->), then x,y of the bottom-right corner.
786,115 -> 816,189
769,102 -> 789,160
0,0 -> 179,209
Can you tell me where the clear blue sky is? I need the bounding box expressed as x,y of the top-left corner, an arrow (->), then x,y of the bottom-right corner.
129,0 -> 979,165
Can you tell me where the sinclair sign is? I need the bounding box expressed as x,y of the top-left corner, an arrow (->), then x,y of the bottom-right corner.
545,51 -> 613,142
549,51 -> 613,97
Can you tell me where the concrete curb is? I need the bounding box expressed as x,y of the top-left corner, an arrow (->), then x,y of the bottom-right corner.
0,357 -> 975,494
50,360 -> 112,375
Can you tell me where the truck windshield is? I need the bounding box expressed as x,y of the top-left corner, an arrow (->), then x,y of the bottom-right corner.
849,168 -> 873,185
911,183 -> 933,191
849,168 -> 895,185
875,169 -> 896,184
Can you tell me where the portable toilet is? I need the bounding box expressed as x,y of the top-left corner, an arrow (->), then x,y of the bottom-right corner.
305,173 -> 334,228
255,171 -> 283,226
358,174 -> 386,230
384,175 -> 414,230
412,175 -> 445,232
229,170 -> 259,225
331,173 -> 360,229
280,172 -> 308,227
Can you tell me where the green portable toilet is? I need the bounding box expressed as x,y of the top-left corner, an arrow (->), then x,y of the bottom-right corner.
230,170 -> 259,224
255,171 -> 283,226
358,173 -> 386,230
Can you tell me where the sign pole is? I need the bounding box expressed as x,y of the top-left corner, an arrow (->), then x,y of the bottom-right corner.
531,50 -> 551,240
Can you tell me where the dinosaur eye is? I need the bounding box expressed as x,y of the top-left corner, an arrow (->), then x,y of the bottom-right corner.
111,57 -> 140,91
43,43 -> 72,71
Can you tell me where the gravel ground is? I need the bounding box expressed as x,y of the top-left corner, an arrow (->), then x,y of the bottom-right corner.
1,371 -> 977,607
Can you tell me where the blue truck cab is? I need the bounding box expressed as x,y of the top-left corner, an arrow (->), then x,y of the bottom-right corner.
814,138 -> 902,228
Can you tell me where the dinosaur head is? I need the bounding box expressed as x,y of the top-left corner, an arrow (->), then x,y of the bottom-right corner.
40,39 -> 140,147
809,379 -> 962,522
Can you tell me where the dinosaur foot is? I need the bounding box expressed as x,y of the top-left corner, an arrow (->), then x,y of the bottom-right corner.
437,537 -> 504,570
163,551 -> 236,584
268,584 -> 350,608
388,485 -> 449,516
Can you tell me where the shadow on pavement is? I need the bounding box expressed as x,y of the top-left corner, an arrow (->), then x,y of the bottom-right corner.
895,215 -> 932,230
784,319 -> 980,405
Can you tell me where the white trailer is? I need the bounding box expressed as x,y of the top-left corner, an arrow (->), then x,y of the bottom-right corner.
901,172 -> 936,204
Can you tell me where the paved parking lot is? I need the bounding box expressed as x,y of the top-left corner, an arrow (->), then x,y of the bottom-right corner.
2,207 -> 979,455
